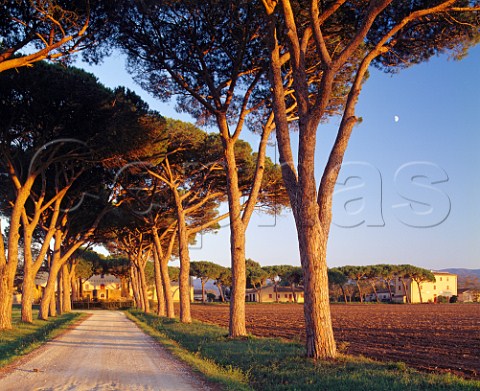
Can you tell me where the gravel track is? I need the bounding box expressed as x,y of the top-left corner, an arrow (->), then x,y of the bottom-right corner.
0,311 -> 210,391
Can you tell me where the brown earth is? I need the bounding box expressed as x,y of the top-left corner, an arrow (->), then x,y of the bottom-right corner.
189,303 -> 480,379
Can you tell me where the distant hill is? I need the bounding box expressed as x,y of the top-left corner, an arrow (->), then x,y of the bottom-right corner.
440,268 -> 480,290
439,268 -> 480,279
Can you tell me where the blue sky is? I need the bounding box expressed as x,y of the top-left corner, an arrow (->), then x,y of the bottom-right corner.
79,45 -> 480,271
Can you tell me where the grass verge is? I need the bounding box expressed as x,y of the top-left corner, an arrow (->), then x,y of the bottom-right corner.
127,309 -> 480,391
125,310 -> 250,390
0,308 -> 85,368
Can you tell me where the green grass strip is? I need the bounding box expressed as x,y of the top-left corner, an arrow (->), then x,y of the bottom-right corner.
125,310 -> 250,390
0,308 -> 85,368
127,309 -> 480,391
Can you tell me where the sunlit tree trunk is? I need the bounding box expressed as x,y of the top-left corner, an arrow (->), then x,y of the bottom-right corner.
130,266 -> 140,308
138,261 -> 150,313
61,264 -> 72,313
0,177 -> 35,329
21,256 -> 35,323
219,122 -> 248,337
152,248 -> 165,316
152,228 -> 175,318
39,229 -> 63,320
173,191 -> 192,323
56,268 -> 63,315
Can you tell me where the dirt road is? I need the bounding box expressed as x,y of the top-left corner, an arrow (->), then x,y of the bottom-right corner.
0,311 -> 210,391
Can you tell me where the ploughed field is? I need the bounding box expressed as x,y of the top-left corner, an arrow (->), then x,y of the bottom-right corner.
189,303 -> 480,379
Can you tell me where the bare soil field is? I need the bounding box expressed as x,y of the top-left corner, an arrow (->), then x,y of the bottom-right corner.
189,303 -> 480,379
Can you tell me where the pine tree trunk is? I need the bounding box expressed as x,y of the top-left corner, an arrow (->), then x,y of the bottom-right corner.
61,264 -> 71,313
56,269 -> 63,316
201,280 -> 206,304
138,262 -> 150,313
39,262 -> 61,320
417,281 -> 424,303
71,273 -> 78,302
228,218 -> 247,337
130,267 -> 140,309
215,116 -> 248,338
402,280 -> 411,303
297,217 -> 337,360
160,258 -> 175,318
0,277 -> 14,330
217,283 -> 225,302
151,229 -> 175,318
21,265 -> 35,323
386,280 -> 393,301
1,177 -> 35,329
152,248 -> 165,316
173,192 -> 192,323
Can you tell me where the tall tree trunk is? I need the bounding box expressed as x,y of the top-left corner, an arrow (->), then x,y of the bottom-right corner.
130,266 -> 140,309
290,283 -> 297,303
402,280 -> 411,304
152,228 -> 175,318
370,282 -> 379,302
228,217 -> 247,337
138,262 -> 150,313
0,177 -> 35,330
21,261 -> 35,323
386,279 -> 393,301
340,285 -> 347,304
297,218 -> 337,360
173,192 -> 192,323
71,270 -> 78,302
61,264 -> 71,313
201,280 -> 206,304
356,280 -> 364,303
56,268 -> 63,315
0,278 -> 14,330
79,277 -> 84,299
221,136 -> 248,337
152,248 -> 165,316
416,280 -> 424,303
39,263 -> 61,320
216,283 -> 225,302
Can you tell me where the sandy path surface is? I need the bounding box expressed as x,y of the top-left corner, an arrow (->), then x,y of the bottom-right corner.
0,311 -> 210,391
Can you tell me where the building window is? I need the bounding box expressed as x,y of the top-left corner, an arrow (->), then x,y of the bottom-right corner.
447,277 -> 449,281
446,286 -> 449,290
439,277 -> 442,281
269,294 -> 272,299
433,285 -> 436,290
398,285 -> 402,291
285,294 -> 288,298
289,294 -> 293,299
100,284 -> 105,290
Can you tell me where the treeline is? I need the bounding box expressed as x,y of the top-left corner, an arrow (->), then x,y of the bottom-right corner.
328,264 -> 435,304
0,61 -> 285,327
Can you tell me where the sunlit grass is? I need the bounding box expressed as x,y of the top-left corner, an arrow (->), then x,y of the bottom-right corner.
0,307 -> 85,368
128,309 -> 480,391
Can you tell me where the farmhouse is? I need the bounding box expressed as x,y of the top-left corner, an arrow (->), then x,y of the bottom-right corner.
365,290 -> 391,302
81,274 -> 192,302
393,271 -> 457,303
458,289 -> 480,303
246,284 -> 304,303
